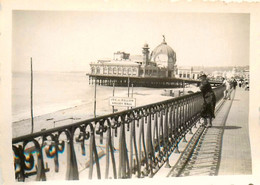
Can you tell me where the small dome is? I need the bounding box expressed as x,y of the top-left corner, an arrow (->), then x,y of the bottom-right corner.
143,43 -> 149,48
150,36 -> 176,69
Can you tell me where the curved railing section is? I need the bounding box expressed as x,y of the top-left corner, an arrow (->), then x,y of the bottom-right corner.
12,85 -> 226,181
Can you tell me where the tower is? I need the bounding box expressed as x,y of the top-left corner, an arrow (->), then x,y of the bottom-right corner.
142,43 -> 150,66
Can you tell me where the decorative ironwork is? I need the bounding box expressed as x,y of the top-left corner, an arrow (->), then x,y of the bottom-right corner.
12,85 -> 225,181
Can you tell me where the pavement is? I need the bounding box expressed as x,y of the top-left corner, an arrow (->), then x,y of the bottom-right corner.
157,86 -> 251,177
218,87 -> 251,175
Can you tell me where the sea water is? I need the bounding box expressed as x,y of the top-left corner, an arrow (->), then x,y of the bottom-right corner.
12,71 -> 199,123
12,71 -> 109,122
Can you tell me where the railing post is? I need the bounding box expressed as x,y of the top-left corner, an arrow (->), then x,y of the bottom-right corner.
131,119 -> 140,177
188,98 -> 194,134
89,125 -> 101,179
118,118 -> 130,178
153,112 -> 160,154
164,107 -> 171,168
174,103 -> 180,154
34,141 -> 46,181
182,100 -> 188,143
105,121 -> 117,179
138,116 -> 149,176
193,96 -> 197,128
110,128 -> 118,179
13,145 -> 26,181
66,129 -> 79,180
146,112 -> 154,177
129,119 -> 134,178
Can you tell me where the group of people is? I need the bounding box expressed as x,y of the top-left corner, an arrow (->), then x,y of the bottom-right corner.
238,79 -> 250,91
223,77 -> 237,100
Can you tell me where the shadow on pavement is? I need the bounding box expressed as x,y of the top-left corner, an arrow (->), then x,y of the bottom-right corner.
212,125 -> 242,130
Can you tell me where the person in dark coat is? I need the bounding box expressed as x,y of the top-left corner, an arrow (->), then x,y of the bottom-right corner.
232,79 -> 238,90
199,74 -> 216,127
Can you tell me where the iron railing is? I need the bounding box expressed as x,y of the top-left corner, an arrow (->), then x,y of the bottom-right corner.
12,85 -> 226,181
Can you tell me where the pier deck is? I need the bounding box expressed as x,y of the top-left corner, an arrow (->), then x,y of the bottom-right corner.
88,74 -> 222,88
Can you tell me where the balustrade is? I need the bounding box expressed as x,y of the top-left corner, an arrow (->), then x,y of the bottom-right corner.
12,85 -> 226,181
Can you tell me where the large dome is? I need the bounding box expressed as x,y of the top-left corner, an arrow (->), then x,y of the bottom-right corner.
150,36 -> 176,69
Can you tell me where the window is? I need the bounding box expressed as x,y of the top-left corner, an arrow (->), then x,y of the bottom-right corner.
133,68 -> 137,75
113,67 -> 117,74
108,67 -> 112,74
91,67 -> 95,74
140,69 -> 143,76
103,67 -> 108,74
96,67 -> 100,74
127,68 -> 131,75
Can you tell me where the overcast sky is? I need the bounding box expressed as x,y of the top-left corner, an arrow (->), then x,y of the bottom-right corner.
12,11 -> 249,72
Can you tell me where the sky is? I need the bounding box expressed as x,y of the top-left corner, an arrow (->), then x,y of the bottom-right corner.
12,11 -> 250,72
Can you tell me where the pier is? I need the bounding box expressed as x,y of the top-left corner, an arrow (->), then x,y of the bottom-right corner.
88,74 -> 222,88
12,85 -> 251,181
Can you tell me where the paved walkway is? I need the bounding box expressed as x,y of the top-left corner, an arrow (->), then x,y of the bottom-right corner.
164,87 -> 251,177
218,87 -> 251,175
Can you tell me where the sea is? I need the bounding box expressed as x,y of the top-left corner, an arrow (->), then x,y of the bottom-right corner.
12,71 -> 199,124
12,71 -> 114,122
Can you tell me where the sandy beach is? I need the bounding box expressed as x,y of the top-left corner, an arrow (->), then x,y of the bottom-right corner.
12,84 -> 200,181
12,85 -> 199,138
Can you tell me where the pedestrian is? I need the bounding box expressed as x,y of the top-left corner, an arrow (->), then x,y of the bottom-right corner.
245,80 -> 249,91
232,78 -> 237,90
238,80 -> 242,88
199,74 -> 216,127
223,78 -> 232,100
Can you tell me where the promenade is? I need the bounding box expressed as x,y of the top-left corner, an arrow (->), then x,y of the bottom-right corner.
218,86 -> 251,175
158,86 -> 251,177
11,85 -> 252,182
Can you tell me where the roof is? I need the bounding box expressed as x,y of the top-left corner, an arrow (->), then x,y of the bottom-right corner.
178,66 -> 193,70
130,55 -> 143,62
91,60 -> 140,67
150,36 -> 176,63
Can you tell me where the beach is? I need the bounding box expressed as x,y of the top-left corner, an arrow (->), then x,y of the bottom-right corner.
11,71 -> 202,181
12,71 -> 199,137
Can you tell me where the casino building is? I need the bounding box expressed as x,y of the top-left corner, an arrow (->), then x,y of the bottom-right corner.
88,36 -> 207,87
90,36 -> 177,78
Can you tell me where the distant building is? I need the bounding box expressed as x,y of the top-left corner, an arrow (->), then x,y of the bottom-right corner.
176,66 -> 202,80
234,67 -> 250,80
90,36 -> 177,78
113,51 -> 130,61
89,36 -> 208,81
243,69 -> 250,79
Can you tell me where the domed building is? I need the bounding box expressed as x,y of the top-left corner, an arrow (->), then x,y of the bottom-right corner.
90,36 -> 177,78
150,35 -> 177,77
88,36 -> 207,87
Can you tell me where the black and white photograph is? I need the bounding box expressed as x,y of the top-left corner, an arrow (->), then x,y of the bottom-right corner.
1,1 -> 260,185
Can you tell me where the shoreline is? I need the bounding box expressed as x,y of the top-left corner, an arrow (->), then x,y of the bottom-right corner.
12,86 -> 199,138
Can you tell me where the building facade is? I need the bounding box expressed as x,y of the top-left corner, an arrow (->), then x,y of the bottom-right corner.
176,66 -> 202,80
90,36 -> 177,78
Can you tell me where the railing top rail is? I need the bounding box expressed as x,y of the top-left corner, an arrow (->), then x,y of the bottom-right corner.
12,85 -> 224,143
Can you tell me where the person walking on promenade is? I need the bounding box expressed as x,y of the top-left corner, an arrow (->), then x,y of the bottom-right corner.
199,74 -> 216,127
223,78 -> 232,100
238,80 -> 242,88
231,78 -> 237,90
